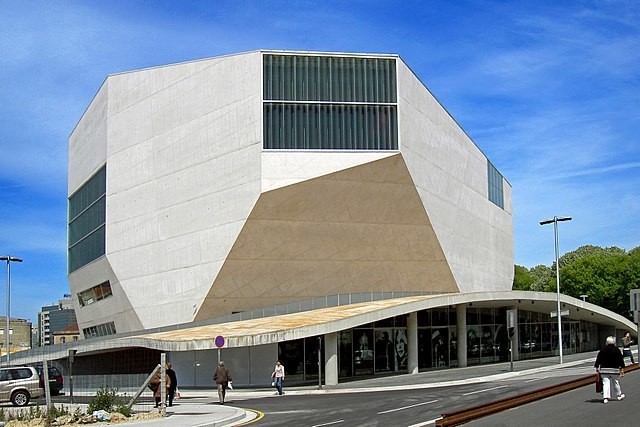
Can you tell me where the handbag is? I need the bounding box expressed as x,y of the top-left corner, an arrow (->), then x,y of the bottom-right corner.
595,373 -> 603,393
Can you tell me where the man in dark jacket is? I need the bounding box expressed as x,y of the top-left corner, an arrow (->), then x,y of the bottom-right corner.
213,361 -> 232,404
166,362 -> 178,406
594,336 -> 625,403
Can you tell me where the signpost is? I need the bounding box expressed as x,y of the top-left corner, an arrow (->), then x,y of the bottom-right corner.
550,309 -> 570,318
215,335 -> 225,365
507,309 -> 516,372
631,290 -> 640,356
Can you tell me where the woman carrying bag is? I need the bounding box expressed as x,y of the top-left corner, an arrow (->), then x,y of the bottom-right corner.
594,336 -> 625,403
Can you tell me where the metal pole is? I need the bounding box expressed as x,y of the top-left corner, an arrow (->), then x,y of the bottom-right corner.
554,218 -> 563,364
5,259 -> 10,365
637,323 -> 639,365
509,337 -> 514,372
317,337 -> 322,390
1,256 -> 22,366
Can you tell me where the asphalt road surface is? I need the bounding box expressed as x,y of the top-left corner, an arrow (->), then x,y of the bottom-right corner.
236,361 -> 603,426
469,369 -> 639,427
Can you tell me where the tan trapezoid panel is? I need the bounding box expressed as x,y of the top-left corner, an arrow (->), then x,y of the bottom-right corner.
195,154 -> 458,321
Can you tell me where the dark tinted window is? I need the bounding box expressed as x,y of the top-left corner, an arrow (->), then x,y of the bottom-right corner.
10,368 -> 33,380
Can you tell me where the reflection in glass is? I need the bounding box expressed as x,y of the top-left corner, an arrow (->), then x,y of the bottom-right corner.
354,329 -> 374,375
395,329 -> 408,371
375,329 -> 394,372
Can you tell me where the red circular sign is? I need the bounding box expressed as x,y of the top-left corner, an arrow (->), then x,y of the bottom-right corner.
214,335 -> 225,348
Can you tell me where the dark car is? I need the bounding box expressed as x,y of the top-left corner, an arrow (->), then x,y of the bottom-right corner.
33,365 -> 64,396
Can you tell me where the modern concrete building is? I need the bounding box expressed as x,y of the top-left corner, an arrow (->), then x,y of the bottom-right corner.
7,50 -> 631,389
67,50 -> 512,338
37,297 -> 77,346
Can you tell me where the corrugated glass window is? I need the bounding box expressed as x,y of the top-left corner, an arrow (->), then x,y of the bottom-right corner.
264,104 -> 397,150
68,165 -> 106,273
264,54 -> 398,150
487,160 -> 504,209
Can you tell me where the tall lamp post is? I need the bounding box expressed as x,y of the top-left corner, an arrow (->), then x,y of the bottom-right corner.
1,256 -> 23,365
539,217 -> 571,364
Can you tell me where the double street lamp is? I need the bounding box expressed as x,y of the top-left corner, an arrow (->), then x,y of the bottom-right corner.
539,216 -> 571,364
0,256 -> 23,365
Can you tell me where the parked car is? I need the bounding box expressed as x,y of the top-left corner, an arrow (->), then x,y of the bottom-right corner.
33,365 -> 64,396
0,366 -> 44,406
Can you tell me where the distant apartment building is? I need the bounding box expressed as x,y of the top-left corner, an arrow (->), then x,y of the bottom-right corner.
38,296 -> 78,346
0,317 -> 32,356
52,324 -> 80,345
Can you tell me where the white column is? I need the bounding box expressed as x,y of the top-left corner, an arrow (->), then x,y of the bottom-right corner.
457,305 -> 467,368
407,312 -> 419,374
324,332 -> 338,386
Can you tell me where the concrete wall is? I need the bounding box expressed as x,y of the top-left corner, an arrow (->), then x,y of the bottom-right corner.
69,52 -> 263,332
69,51 -> 513,334
396,59 -> 514,293
169,343 -> 277,387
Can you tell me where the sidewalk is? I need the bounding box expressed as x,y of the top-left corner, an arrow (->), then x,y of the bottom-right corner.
113,349 -> 635,426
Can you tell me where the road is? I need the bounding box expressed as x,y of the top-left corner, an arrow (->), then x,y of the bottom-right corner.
469,369 -> 639,427
234,360 -> 602,426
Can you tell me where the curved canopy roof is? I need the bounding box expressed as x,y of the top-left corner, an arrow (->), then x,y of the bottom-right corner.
9,291 -> 635,364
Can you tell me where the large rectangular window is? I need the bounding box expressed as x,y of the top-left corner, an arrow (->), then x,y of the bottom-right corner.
68,165 -> 106,273
264,104 -> 397,150
77,281 -> 113,307
487,160 -> 504,209
83,321 -> 116,339
264,54 -> 398,150
264,55 -> 397,102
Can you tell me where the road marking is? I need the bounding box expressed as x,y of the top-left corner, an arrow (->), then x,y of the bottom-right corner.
311,420 -> 344,427
377,399 -> 439,414
462,385 -> 507,396
407,417 -> 443,427
230,408 -> 264,426
524,376 -> 548,383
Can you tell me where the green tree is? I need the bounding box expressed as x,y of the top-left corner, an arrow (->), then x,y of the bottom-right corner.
513,265 -> 534,290
529,264 -> 553,292
560,251 -> 631,317
515,245 -> 640,319
557,245 -> 625,269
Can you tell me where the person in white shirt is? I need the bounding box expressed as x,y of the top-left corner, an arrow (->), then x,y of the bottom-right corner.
272,360 -> 285,396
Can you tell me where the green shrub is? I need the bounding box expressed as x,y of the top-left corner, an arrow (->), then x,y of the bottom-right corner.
115,402 -> 132,417
87,386 -> 119,414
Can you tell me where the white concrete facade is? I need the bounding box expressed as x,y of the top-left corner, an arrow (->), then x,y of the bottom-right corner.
68,50 -> 513,336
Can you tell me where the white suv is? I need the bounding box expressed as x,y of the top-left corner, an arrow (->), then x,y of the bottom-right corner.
0,366 -> 44,406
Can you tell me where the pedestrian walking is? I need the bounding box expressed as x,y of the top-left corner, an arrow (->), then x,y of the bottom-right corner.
272,360 -> 285,396
150,370 -> 171,408
594,336 -> 625,404
622,331 -> 635,364
166,362 -> 178,406
213,361 -> 232,404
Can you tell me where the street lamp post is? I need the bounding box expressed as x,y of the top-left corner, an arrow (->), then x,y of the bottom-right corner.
0,256 -> 23,366
539,217 -> 572,364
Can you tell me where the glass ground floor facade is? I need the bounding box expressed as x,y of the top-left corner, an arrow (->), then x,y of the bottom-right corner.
277,307 -> 605,383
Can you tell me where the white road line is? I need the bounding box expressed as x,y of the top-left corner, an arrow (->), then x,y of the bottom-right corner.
524,376 -> 548,383
407,417 -> 443,427
377,399 -> 439,414
311,420 -> 344,427
462,385 -> 508,396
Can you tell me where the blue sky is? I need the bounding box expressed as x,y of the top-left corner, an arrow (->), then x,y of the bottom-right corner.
1,0 -> 638,323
